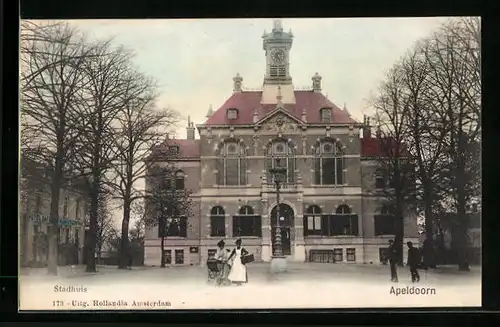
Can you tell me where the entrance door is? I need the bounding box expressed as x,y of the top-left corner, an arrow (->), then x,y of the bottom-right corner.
271,203 -> 294,256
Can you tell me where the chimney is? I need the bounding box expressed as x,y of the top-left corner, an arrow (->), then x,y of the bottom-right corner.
253,107 -> 260,123
186,116 -> 195,140
362,115 -> 372,139
301,107 -> 307,122
205,104 -> 214,118
312,72 -> 322,92
233,73 -> 243,93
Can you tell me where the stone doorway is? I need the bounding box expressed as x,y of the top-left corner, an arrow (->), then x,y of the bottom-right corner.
271,203 -> 294,256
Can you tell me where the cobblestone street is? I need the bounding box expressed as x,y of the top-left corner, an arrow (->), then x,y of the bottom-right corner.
20,263 -> 481,310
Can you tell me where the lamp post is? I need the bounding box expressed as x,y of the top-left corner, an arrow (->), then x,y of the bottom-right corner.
269,158 -> 287,273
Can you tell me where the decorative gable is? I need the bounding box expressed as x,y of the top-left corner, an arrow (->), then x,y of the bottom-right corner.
258,110 -> 303,133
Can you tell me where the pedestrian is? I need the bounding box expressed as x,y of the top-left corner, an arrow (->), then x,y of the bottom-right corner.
215,240 -> 231,286
407,241 -> 421,283
388,239 -> 398,282
227,239 -> 249,286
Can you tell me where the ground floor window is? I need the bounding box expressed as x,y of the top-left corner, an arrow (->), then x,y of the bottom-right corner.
308,250 -> 335,263
233,215 -> 262,237
208,249 -> 217,259
379,247 -> 389,263
333,248 -> 343,262
175,249 -> 184,264
346,248 -> 356,262
163,249 -> 172,264
305,215 -> 359,236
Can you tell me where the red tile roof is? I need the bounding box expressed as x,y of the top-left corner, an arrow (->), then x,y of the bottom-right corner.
149,139 -> 200,161
361,137 -> 408,158
203,91 -> 358,125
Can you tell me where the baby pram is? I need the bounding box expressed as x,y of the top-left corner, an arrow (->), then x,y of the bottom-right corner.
206,258 -> 225,285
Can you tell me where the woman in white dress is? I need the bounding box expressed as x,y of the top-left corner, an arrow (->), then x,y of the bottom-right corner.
227,239 -> 249,285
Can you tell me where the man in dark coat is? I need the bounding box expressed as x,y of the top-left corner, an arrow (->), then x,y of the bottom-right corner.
388,239 -> 398,282
407,241 -> 421,282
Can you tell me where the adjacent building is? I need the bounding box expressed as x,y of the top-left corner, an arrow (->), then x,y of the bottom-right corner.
20,157 -> 88,267
144,20 -> 419,267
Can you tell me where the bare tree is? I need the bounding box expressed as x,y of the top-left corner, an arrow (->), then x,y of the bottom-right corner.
422,18 -> 481,271
94,193 -> 115,260
69,41 -> 138,273
370,65 -> 417,266
144,164 -> 194,268
20,22 -> 95,275
108,73 -> 180,269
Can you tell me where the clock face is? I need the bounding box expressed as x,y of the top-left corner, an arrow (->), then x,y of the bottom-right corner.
271,49 -> 285,63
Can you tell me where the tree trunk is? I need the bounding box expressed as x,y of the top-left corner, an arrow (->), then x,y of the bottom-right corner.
85,181 -> 99,273
394,213 -> 404,267
455,131 -> 470,272
47,173 -> 62,275
423,195 -> 437,268
456,192 -> 470,271
160,236 -> 165,268
118,198 -> 131,269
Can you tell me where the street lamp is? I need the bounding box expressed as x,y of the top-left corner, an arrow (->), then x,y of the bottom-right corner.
269,158 -> 287,273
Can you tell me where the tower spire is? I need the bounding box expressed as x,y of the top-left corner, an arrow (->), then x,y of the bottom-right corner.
276,85 -> 283,107
273,19 -> 283,31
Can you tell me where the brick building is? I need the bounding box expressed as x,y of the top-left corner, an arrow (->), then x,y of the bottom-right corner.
144,20 -> 418,267
20,158 -> 88,267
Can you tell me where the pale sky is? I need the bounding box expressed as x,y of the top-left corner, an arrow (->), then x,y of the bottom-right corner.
63,17 -> 452,228
67,17 -> 451,139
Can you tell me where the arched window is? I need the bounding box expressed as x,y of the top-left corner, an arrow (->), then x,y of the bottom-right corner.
233,205 -> 261,237
374,204 -> 395,236
217,141 -> 247,186
336,205 -> 351,215
175,170 -> 185,190
239,206 -> 254,215
304,205 -> 322,236
314,140 -> 344,185
210,206 -> 225,237
326,204 -> 358,236
266,139 -> 296,185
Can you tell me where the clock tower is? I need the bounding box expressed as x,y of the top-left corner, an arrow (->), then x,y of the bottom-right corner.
261,19 -> 295,105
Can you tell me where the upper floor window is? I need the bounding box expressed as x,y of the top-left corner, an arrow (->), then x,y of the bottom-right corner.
216,141 -> 247,186
320,108 -> 332,123
314,140 -> 344,185
168,146 -> 179,155
75,197 -> 81,220
227,108 -> 239,120
63,196 -> 69,218
175,170 -> 185,190
266,140 -> 296,185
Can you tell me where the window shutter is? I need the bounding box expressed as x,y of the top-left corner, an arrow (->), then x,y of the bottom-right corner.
350,214 -> 359,236
232,216 -> 240,237
303,215 -> 308,236
180,218 -> 187,237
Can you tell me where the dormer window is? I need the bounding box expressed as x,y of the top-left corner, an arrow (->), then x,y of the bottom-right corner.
320,108 -> 332,123
227,108 -> 239,120
168,146 -> 179,155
